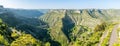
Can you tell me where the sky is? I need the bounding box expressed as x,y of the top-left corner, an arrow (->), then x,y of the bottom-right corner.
0,0 -> 120,9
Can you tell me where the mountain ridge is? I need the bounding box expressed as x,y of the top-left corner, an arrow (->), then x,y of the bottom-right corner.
0,8 -> 120,46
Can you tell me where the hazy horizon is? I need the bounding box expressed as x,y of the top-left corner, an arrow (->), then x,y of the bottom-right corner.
0,0 -> 120,9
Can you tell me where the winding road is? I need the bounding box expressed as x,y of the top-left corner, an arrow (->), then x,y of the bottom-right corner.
109,24 -> 119,46
98,24 -> 119,46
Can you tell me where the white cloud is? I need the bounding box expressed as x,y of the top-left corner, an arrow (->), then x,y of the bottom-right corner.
0,0 -> 17,9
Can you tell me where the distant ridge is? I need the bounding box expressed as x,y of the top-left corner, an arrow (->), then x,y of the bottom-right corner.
0,5 -> 3,8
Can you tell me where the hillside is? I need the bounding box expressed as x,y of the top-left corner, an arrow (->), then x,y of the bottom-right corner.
39,9 -> 120,46
0,8 -> 120,46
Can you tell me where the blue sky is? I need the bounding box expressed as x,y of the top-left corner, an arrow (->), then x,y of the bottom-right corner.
0,0 -> 120,9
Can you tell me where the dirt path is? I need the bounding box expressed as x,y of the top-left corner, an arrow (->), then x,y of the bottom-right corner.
109,24 -> 119,46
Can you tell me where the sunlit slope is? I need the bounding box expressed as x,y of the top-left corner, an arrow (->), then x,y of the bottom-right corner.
39,9 -> 114,46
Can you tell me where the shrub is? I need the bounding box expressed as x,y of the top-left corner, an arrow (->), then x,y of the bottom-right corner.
94,22 -> 107,31
11,34 -> 42,46
0,34 -> 9,45
45,42 -> 50,46
113,43 -> 120,46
